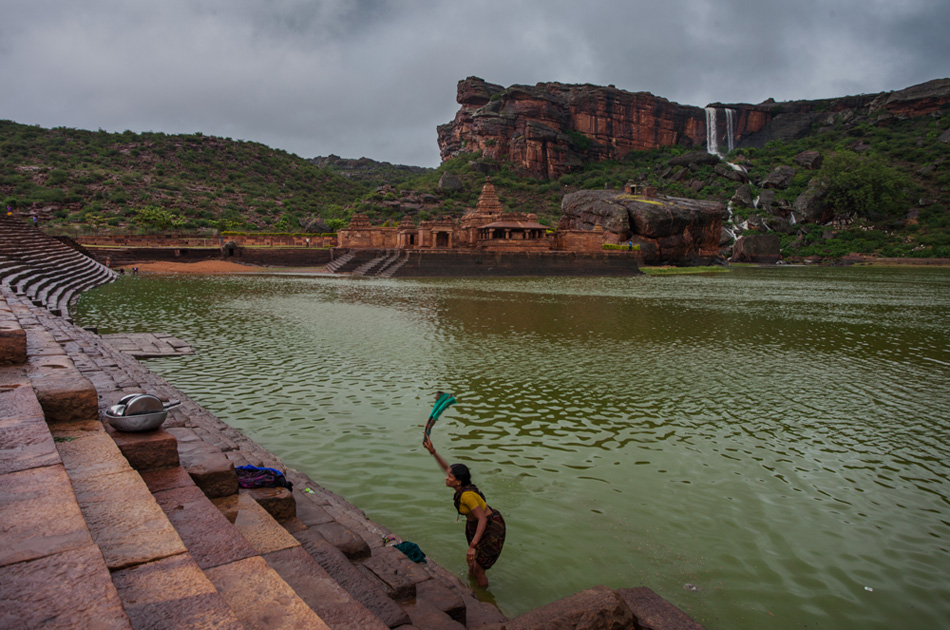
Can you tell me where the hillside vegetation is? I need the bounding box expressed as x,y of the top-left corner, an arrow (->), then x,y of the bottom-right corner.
2,111 -> 949,259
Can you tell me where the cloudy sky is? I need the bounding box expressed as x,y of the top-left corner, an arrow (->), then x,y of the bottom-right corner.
2,0 -> 947,167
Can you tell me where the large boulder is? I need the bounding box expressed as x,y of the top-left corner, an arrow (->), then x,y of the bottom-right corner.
793,150 -> 823,169
561,189 -> 724,265
730,234 -> 782,263
731,184 -> 754,208
437,172 -> 463,192
793,182 -> 833,224
760,165 -> 797,189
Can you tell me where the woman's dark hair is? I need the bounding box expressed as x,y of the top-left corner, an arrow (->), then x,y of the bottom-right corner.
449,463 -> 472,486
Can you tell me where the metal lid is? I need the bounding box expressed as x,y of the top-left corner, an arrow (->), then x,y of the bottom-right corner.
123,394 -> 163,415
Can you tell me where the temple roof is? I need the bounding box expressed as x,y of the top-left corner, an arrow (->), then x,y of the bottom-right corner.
474,177 -> 504,214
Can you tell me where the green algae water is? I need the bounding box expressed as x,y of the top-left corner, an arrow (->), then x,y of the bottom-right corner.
74,266 -> 950,629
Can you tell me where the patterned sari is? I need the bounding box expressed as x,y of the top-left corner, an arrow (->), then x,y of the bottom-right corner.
454,484 -> 506,569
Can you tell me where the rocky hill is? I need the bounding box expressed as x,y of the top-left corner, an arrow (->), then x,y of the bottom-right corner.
438,76 -> 950,179
309,154 -> 432,185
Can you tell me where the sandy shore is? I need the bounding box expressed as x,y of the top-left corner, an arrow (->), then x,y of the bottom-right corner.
119,260 -> 328,274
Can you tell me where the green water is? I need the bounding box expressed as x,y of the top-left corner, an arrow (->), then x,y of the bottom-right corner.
74,266 -> 950,629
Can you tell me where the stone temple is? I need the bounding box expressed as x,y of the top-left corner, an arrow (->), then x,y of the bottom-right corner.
337,177 -> 604,252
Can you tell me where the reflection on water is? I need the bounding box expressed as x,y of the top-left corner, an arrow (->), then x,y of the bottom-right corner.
75,266 -> 950,629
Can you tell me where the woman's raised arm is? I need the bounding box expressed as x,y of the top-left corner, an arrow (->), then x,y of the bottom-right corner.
423,436 -> 450,473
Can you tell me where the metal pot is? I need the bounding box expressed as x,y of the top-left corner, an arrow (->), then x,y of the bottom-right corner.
105,394 -> 180,432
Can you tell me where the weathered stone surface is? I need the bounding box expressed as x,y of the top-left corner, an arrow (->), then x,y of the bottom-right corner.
401,597 -> 467,630
294,492 -> 336,525
106,425 -> 180,471
111,553 -> 244,630
616,586 -> 707,630
505,585 -> 634,630
0,544 -> 132,629
141,464 -> 196,493
212,491 -> 299,556
0,464 -> 92,566
294,527 -> 411,628
205,556 -> 331,630
714,162 -> 748,182
561,190 -> 724,265
54,429 -> 133,482
731,184 -> 754,208
155,484 -> 257,570
23,326 -> 66,357
244,485 -> 296,521
314,521 -> 371,559
264,546 -> 389,630
0,413 -> 59,475
460,591 -> 508,628
730,234 -> 782,264
360,545 -> 430,601
71,468 -> 187,570
794,182 -> 833,224
167,427 -> 238,498
438,171 -> 464,192
416,577 -> 466,624
793,150 -> 823,169
438,77 -> 706,178
0,327 -> 27,365
30,373 -> 98,422
760,165 -> 797,189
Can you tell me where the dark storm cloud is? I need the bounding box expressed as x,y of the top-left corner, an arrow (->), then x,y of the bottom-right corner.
1,0 -> 946,166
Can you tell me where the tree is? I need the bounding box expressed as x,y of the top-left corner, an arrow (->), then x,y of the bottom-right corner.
133,205 -> 184,232
818,151 -> 909,223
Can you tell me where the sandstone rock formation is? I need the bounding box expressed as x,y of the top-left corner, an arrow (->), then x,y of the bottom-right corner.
438,77 -> 950,178
560,190 -> 724,265
437,77 -> 706,179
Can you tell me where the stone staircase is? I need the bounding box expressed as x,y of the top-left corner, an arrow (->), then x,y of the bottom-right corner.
328,250 -> 410,279
377,251 -> 410,279
0,215 -> 117,320
0,285 -> 509,629
351,250 -> 402,277
324,251 -> 356,273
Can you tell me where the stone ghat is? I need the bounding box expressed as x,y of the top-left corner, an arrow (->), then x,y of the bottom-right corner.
0,214 -> 118,321
0,291 -> 705,629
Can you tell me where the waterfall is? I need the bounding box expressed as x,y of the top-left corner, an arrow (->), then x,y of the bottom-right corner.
705,107 -> 718,155
706,106 -> 738,156
725,108 -> 736,153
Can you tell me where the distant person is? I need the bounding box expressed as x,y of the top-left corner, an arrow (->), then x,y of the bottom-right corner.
423,435 -> 506,587
32,216 -> 38,227
132,266 -> 138,275
627,240 -> 633,251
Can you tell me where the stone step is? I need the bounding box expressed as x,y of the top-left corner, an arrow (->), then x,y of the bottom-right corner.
0,298 -> 27,366
166,426 -> 239,499
0,364 -> 134,629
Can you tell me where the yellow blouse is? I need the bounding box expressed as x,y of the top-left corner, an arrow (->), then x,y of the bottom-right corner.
457,490 -> 488,516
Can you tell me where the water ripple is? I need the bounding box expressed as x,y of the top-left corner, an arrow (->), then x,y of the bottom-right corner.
74,266 -> 950,629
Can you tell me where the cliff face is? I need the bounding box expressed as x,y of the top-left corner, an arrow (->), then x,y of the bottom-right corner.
439,77 -> 950,177
437,77 -> 706,179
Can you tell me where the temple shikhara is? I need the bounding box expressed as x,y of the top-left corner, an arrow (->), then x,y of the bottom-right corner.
338,178 -> 604,252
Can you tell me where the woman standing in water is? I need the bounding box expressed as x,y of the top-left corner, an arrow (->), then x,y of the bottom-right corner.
423,436 -> 506,587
